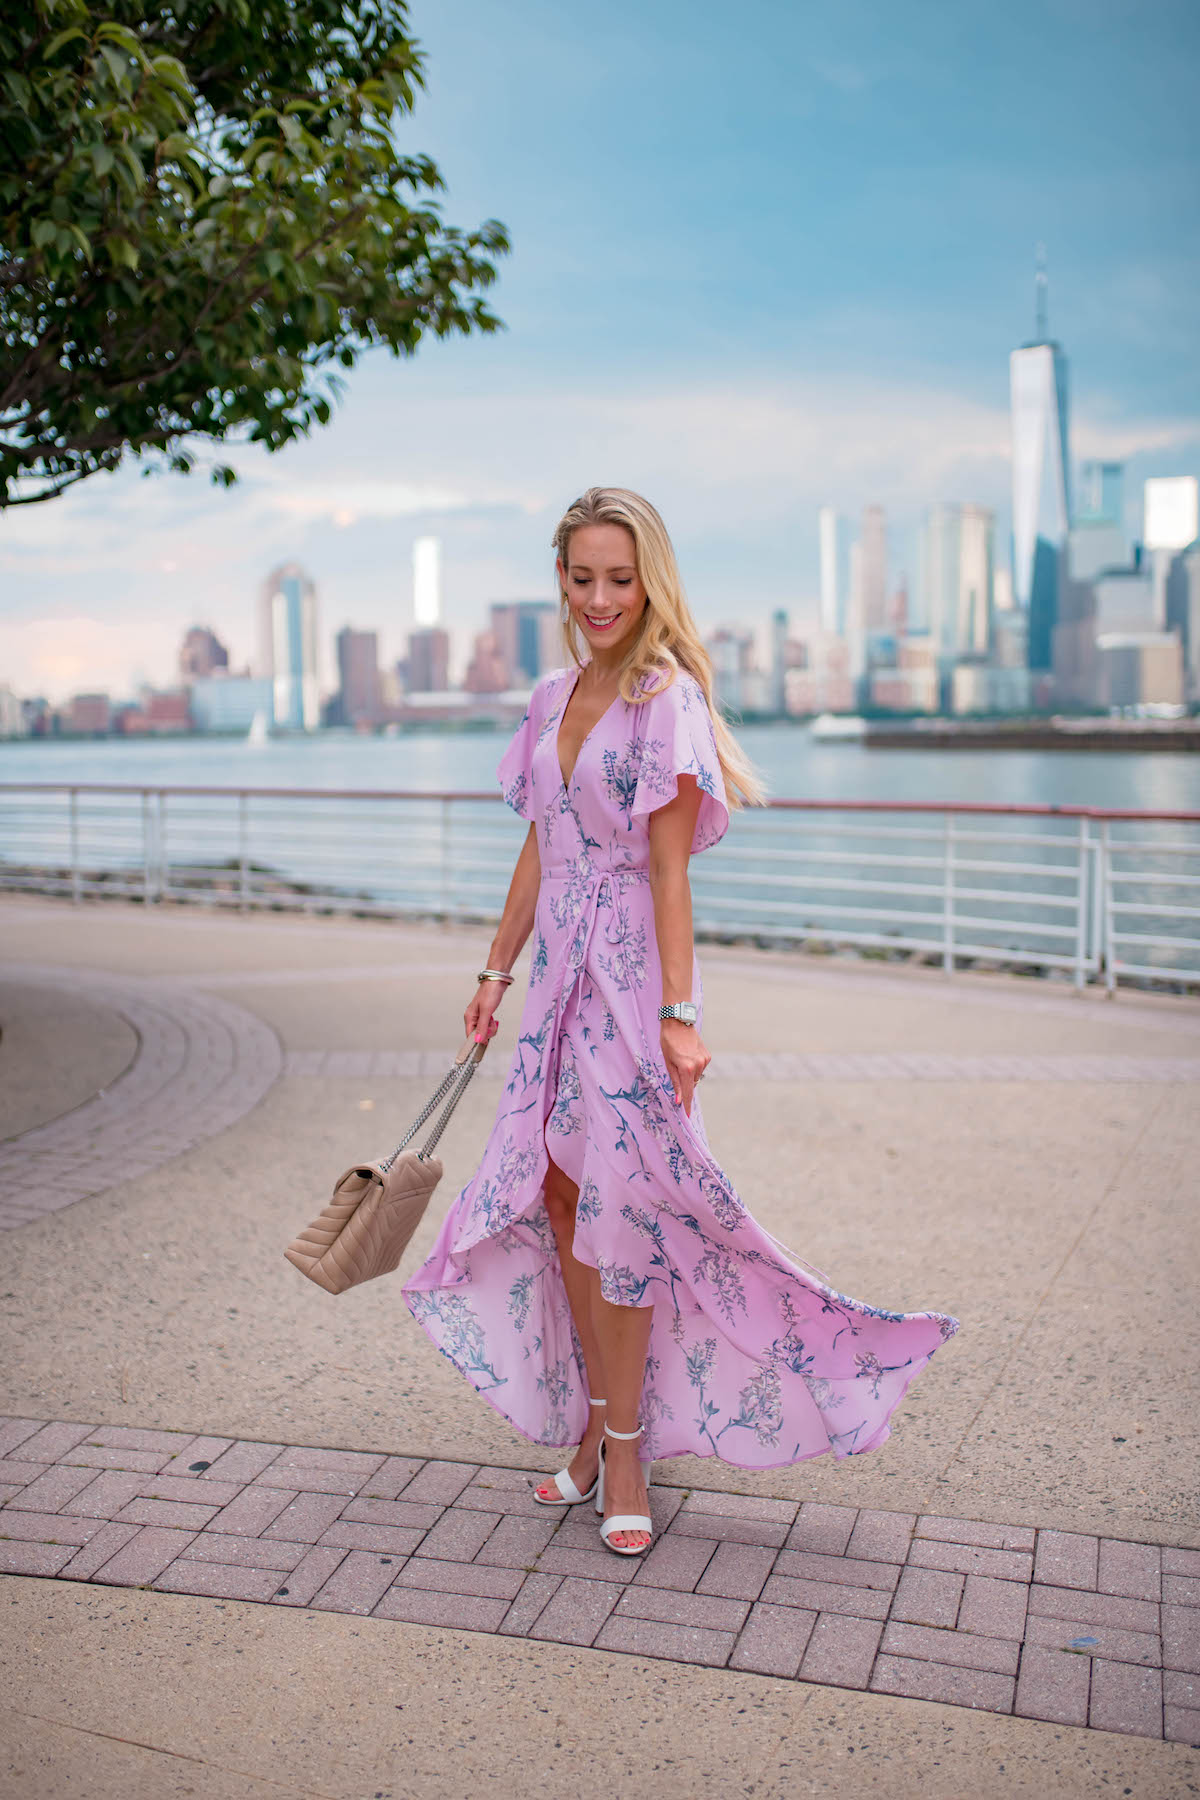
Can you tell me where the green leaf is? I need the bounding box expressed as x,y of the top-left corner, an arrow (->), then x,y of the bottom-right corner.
41,26 -> 89,58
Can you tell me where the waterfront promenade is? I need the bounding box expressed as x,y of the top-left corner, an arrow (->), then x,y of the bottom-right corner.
1,893 -> 1198,1797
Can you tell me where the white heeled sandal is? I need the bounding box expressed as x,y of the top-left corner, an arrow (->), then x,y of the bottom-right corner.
532,1398 -> 607,1506
596,1422 -> 653,1556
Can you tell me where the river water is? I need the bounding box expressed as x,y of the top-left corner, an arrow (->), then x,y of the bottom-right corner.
1,724 -> 1197,812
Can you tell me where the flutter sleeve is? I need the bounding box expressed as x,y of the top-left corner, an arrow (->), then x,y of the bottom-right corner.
496,684 -> 542,820
630,669 -> 731,854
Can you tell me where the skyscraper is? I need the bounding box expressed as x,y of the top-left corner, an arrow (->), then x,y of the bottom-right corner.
178,626 -> 229,682
1144,477 -> 1200,629
490,600 -> 558,686
859,505 -> 888,632
259,563 -> 320,731
413,537 -> 441,627
919,504 -> 994,659
335,627 -> 381,726
406,627 -> 451,694
959,505 -> 994,658
1010,252 -> 1070,671
818,507 -> 842,636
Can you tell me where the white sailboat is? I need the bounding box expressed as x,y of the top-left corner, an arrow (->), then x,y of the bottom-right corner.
246,709 -> 269,747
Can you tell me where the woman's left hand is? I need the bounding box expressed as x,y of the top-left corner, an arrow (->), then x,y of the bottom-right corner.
661,1021 -> 710,1117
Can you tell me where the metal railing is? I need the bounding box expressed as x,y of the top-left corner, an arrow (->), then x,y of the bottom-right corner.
2,783 -> 1198,992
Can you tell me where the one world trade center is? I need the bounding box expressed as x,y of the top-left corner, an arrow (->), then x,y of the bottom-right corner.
1010,252 -> 1070,672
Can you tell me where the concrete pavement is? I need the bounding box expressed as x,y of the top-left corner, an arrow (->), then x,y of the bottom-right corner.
1,894 -> 1198,1797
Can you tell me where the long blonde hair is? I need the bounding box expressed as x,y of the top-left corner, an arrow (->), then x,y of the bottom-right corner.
552,487 -> 766,811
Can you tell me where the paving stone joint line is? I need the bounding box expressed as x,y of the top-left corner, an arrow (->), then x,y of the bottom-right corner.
0,1415 -> 1196,1747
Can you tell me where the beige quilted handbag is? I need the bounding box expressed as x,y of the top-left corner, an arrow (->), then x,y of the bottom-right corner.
284,1037 -> 489,1294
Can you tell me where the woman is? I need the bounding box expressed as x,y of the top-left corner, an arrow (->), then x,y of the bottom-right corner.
404,487 -> 959,1556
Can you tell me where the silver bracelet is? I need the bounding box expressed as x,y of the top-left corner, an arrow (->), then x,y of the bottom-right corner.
477,968 -> 515,985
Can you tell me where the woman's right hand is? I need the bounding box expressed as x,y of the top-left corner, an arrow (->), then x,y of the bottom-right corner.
465,980 -> 505,1046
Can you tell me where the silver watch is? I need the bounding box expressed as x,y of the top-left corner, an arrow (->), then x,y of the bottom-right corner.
658,1001 -> 698,1025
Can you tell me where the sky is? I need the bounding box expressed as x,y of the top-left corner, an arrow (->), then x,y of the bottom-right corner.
3,0 -> 1199,700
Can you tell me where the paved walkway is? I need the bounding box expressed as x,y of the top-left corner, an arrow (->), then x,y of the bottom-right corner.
1,896 -> 1198,1797
2,1415 -> 1198,1748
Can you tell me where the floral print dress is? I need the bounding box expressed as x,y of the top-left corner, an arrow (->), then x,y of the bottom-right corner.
403,661 -> 960,1469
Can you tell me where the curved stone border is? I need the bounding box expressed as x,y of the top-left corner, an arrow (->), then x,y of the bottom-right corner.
0,1414 -> 1195,1745
283,1048 -> 1200,1084
0,965 -> 283,1231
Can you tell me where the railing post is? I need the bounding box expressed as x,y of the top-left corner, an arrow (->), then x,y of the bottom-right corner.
440,797 -> 452,919
238,791 -> 250,911
142,789 -> 153,905
156,790 -> 167,901
69,787 -> 81,903
1073,815 -> 1087,991
1100,819 -> 1116,997
942,814 -> 955,975
1088,817 -> 1103,985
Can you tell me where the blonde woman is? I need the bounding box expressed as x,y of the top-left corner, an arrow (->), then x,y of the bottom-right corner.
404,487 -> 959,1555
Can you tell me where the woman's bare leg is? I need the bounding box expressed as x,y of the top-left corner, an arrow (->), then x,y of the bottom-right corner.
537,1153 -> 608,1501
590,1288 -> 654,1550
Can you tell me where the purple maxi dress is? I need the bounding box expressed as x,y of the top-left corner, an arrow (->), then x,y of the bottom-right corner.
404,661 -> 960,1469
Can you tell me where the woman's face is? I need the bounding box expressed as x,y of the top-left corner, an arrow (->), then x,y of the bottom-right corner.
557,523 -> 648,660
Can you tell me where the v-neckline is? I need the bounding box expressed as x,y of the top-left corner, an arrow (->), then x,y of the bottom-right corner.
555,664 -> 622,793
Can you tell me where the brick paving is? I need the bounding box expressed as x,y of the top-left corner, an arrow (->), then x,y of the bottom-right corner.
1,1415 -> 1196,1746
0,964 -> 282,1231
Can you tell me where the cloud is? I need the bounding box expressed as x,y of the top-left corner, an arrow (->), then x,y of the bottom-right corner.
2,362 -> 1197,698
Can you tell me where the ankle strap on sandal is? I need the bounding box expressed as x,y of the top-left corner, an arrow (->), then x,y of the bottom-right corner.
588,1397 -> 608,1407
604,1423 -> 643,1440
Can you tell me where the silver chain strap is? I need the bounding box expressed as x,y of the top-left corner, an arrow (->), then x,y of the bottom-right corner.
419,1056 -> 482,1157
377,1045 -> 486,1173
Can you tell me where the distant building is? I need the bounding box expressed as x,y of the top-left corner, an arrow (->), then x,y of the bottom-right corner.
179,626 -> 229,683
993,567 -> 1015,614
1144,477 -> 1200,629
1093,568 -> 1156,634
143,690 -> 191,733
65,693 -> 111,735
1166,544 -> 1200,701
259,563 -> 320,731
0,685 -> 26,738
706,627 -> 756,714
859,505 -> 888,632
1097,633 -> 1184,708
1010,254 -> 1070,670
413,537 -> 442,627
818,507 -> 843,636
1078,460 -> 1124,525
1069,517 -> 1128,584
784,633 -> 854,715
951,665 -> 1034,715
190,676 -> 274,733
335,627 -> 381,727
490,601 -> 559,686
1052,579 -> 1101,708
406,627 -> 451,694
872,636 -> 937,712
464,630 -> 511,695
869,668 -> 937,712
919,504 -> 994,660
768,609 -> 788,714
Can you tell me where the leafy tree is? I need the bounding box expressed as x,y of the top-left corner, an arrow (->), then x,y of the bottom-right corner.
0,0 -> 509,506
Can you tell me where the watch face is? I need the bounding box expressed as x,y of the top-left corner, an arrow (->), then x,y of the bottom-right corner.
678,1003 -> 698,1023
